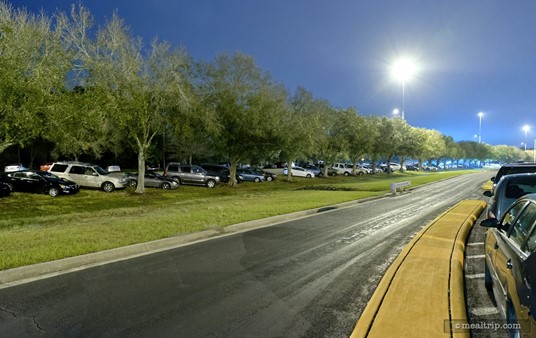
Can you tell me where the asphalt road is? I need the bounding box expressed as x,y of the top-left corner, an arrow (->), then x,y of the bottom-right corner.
0,171 -> 491,338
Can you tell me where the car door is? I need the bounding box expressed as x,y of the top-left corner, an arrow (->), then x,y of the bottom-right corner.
494,201 -> 534,317
191,165 -> 206,185
490,201 -> 527,316
12,172 -> 31,192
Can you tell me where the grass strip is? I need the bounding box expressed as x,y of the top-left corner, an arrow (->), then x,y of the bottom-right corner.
0,170 -> 478,270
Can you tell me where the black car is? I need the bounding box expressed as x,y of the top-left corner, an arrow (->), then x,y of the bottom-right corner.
0,170 -> 80,197
491,162 -> 536,192
0,182 -> 10,198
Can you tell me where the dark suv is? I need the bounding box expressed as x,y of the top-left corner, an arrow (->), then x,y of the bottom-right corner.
198,164 -> 243,183
491,162 -> 536,192
163,163 -> 220,188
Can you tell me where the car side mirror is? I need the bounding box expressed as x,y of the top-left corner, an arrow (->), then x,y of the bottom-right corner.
480,218 -> 499,228
490,176 -> 495,182
483,190 -> 493,197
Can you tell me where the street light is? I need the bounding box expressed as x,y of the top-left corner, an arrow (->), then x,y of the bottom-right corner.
391,58 -> 416,120
478,112 -> 484,143
392,108 -> 400,118
523,124 -> 530,151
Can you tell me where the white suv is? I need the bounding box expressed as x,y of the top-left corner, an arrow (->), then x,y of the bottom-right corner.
48,162 -> 128,192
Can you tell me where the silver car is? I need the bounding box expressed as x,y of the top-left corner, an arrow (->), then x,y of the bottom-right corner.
48,162 -> 128,192
484,173 -> 536,220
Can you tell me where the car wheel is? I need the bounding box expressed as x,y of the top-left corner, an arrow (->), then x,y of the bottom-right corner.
330,172 -> 337,177
344,172 -> 350,176
172,177 -> 181,185
161,182 -> 171,190
306,174 -> 312,178
254,177 -> 260,183
484,260 -> 493,291
48,187 -> 60,197
266,176 -> 273,182
358,171 -> 364,175
102,182 -> 115,192
129,180 -> 138,188
206,179 -> 216,188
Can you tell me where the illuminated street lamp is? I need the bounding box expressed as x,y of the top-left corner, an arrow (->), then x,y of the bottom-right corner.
392,108 -> 400,118
523,124 -> 530,151
391,58 -> 416,120
478,112 -> 484,143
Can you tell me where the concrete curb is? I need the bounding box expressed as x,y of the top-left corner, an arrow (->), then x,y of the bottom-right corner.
350,199 -> 486,338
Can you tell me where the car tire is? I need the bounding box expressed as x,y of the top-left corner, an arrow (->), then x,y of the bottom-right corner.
48,187 -> 60,197
172,177 -> 181,185
358,171 -> 364,175
129,180 -> 138,188
344,172 -> 350,176
161,182 -> 171,190
206,179 -> 216,188
266,176 -> 273,182
484,260 -> 493,291
102,182 -> 115,193
306,174 -> 312,178
330,172 -> 337,177
254,177 -> 260,183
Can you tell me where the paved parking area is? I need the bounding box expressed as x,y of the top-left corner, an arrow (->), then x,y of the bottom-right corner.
464,214 -> 508,338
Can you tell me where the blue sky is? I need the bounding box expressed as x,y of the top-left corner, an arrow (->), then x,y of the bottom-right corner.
8,0 -> 536,147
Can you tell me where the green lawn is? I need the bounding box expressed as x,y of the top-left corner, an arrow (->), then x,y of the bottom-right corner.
0,170 -> 476,270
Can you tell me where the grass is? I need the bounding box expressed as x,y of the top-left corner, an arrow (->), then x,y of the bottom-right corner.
0,170 -> 477,270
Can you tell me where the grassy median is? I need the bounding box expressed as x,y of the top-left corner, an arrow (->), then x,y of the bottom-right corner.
0,170 -> 478,270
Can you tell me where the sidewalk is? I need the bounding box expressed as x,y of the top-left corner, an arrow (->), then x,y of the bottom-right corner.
351,200 -> 486,338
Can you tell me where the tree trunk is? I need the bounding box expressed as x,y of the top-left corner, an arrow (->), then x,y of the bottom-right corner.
286,158 -> 293,182
228,156 -> 239,187
135,150 -> 146,194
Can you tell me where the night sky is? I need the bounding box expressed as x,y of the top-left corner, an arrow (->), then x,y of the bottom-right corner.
8,0 -> 536,147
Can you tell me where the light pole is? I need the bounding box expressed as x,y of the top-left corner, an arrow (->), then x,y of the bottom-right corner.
392,58 -> 416,120
478,112 -> 484,143
523,125 -> 530,151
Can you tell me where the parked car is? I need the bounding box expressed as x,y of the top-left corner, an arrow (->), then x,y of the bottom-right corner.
490,162 -> 536,193
0,181 -> 11,197
250,167 -> 277,181
236,168 -> 265,182
331,163 -> 353,176
301,164 -> 322,177
422,165 -> 439,171
0,170 -> 80,197
48,161 -> 128,192
199,164 -> 242,183
405,164 -> 420,171
39,163 -> 53,171
379,163 -> 403,172
4,163 -> 27,172
163,163 -> 220,188
480,193 -> 536,337
484,173 -> 536,220
282,166 -> 315,178
126,171 -> 179,190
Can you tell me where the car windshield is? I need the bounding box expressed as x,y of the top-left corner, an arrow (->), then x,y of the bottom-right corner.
95,166 -> 109,175
38,172 -> 60,180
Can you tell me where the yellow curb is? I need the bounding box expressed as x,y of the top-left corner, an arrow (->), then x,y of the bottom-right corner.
350,200 -> 486,338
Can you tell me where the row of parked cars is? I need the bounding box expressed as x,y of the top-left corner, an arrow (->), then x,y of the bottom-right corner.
480,162 -> 536,336
0,161 -> 282,198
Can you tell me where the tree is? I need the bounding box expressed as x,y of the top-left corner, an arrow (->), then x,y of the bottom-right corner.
57,6 -> 196,193
0,3 -> 69,153
329,108 -> 375,175
201,52 -> 285,186
277,88 -> 326,181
